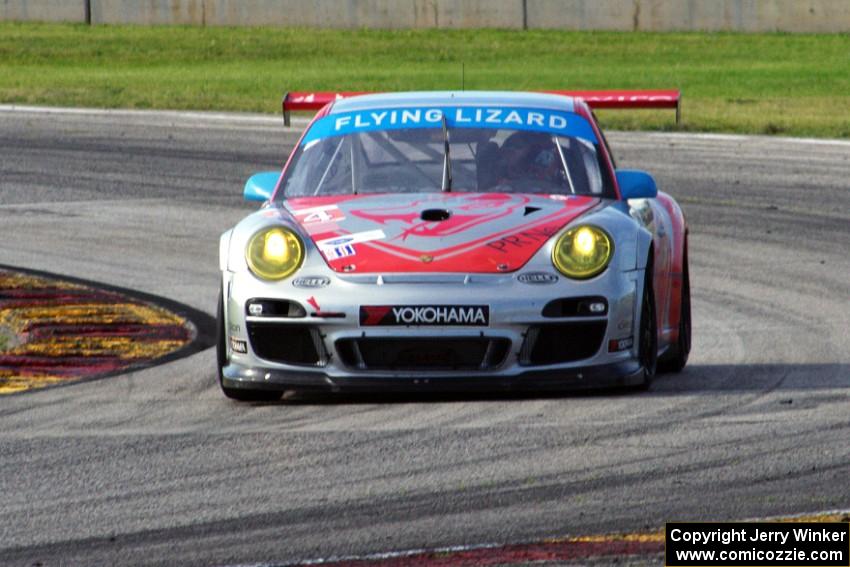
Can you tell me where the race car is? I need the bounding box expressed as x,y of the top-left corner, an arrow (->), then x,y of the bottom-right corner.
217,90 -> 690,401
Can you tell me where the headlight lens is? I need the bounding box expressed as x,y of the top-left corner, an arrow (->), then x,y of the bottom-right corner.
245,227 -> 304,280
552,225 -> 613,279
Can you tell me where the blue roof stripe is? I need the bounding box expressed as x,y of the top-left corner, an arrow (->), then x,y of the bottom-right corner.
301,105 -> 597,145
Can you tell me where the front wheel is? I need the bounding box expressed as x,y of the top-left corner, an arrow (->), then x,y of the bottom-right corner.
636,260 -> 658,390
217,286 -> 282,403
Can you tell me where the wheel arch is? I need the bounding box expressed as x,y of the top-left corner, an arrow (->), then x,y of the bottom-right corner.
219,229 -> 234,272
655,192 -> 689,337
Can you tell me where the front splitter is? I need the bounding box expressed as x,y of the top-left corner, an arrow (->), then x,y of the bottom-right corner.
222,359 -> 645,393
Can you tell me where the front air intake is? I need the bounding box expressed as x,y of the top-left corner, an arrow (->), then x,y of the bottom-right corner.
521,322 -> 607,365
336,337 -> 510,371
247,323 -> 324,365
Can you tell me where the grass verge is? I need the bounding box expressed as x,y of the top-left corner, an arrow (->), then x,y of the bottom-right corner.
2,23 -> 850,137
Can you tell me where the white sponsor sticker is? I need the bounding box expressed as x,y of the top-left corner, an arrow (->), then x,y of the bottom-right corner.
325,244 -> 356,260
317,229 -> 385,254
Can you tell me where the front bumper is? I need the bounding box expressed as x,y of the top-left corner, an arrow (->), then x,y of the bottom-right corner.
222,264 -> 647,393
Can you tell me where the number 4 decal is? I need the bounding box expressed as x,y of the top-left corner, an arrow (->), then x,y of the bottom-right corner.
294,205 -> 345,225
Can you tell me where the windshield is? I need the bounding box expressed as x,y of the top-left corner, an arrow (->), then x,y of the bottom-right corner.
280,106 -> 614,199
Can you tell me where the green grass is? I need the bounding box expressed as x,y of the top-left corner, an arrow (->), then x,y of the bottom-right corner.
2,23 -> 850,137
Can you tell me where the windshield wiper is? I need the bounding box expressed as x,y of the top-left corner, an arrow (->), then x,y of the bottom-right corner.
441,114 -> 452,192
553,135 -> 576,195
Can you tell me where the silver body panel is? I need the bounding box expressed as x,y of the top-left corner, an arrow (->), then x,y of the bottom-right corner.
219,200 -> 666,391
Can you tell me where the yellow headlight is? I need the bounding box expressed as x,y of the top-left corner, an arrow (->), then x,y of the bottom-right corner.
552,225 -> 613,279
245,227 -> 304,280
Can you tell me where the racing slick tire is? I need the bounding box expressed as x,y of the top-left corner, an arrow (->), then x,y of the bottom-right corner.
217,287 -> 282,403
635,256 -> 658,391
659,246 -> 691,373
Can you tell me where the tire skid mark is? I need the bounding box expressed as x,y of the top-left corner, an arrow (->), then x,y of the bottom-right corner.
0,269 -> 195,394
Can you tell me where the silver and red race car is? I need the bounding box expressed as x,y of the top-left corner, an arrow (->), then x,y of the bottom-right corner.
217,90 -> 690,401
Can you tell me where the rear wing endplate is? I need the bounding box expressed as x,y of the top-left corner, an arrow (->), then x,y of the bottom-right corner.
281,89 -> 681,127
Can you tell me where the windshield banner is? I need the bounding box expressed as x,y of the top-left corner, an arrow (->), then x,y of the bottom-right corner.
301,106 -> 599,145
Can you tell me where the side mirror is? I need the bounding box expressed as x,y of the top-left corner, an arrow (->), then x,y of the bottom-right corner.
616,169 -> 658,200
243,171 -> 280,202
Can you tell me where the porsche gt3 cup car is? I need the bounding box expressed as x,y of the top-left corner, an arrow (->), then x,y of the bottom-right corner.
217,90 -> 690,401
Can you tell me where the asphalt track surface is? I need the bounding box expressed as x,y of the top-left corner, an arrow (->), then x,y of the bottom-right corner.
0,107 -> 848,566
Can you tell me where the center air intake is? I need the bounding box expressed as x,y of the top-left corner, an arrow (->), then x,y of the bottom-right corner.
420,209 -> 451,221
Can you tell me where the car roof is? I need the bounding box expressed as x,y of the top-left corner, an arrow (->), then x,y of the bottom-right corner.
329,91 -> 578,114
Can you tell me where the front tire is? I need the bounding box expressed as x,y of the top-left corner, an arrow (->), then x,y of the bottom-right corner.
636,259 -> 658,390
217,286 -> 282,403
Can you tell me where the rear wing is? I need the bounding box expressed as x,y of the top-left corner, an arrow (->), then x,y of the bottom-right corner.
281,89 -> 681,127
282,91 -> 365,126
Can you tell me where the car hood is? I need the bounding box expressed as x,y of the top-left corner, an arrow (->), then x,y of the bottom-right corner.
284,192 -> 599,274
